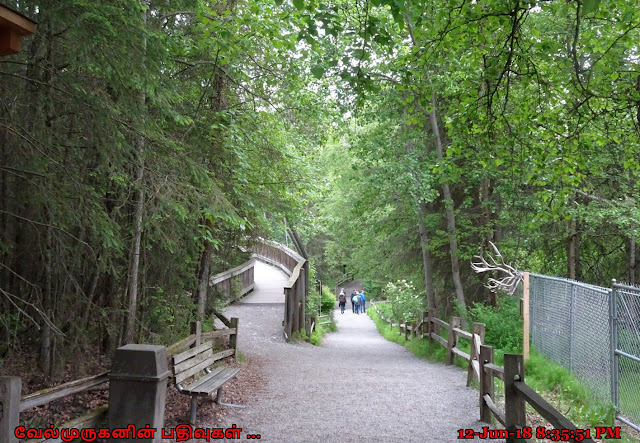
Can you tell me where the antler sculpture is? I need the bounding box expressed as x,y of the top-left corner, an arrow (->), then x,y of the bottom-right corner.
471,241 -> 523,295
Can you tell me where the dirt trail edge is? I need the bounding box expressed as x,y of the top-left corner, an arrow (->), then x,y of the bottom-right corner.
220,289 -> 498,442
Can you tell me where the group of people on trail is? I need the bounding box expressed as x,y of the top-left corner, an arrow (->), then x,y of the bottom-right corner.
338,288 -> 366,314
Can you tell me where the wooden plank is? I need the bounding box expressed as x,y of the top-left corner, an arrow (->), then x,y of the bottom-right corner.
0,5 -> 37,35
25,406 -> 108,443
474,334 -> 482,356
174,348 -> 214,376
446,317 -> 461,365
173,340 -> 213,365
20,372 -> 109,412
431,333 -> 447,348
483,394 -> 505,426
229,318 -> 238,362
184,368 -> 239,396
210,259 -> 254,284
523,272 -> 530,360
201,328 -> 236,340
214,311 -> 231,327
471,359 -> 480,378
432,317 -> 449,329
452,347 -> 470,361
485,363 -> 505,381
181,368 -> 224,393
211,348 -> 235,361
514,382 -> 595,442
166,334 -> 196,357
176,352 -> 220,385
453,327 -> 472,340
479,345 -> 495,423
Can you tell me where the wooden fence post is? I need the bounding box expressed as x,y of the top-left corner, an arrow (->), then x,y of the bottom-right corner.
446,317 -> 460,365
229,317 -> 239,362
467,322 -> 485,386
404,321 -> 410,340
0,376 -> 21,443
422,311 -> 428,338
428,309 -> 435,343
522,272 -> 530,361
412,320 -> 417,338
479,345 -> 494,424
504,354 -> 526,442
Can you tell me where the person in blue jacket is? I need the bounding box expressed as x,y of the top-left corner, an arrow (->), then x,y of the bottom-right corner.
351,291 -> 360,314
359,290 -> 366,314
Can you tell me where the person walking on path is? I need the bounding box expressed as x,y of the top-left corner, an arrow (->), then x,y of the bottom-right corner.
351,290 -> 357,313
338,289 -> 347,314
352,291 -> 360,314
359,290 -> 366,314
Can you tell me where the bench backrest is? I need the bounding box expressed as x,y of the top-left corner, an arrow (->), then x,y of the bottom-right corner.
171,340 -> 235,385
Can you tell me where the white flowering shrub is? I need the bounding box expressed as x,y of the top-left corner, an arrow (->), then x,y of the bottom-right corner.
385,280 -> 424,323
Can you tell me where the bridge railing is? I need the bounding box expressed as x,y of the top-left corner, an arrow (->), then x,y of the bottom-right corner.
210,258 -> 255,303
251,238 -> 307,341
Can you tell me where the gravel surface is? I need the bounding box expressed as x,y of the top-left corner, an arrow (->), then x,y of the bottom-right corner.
218,302 -> 501,443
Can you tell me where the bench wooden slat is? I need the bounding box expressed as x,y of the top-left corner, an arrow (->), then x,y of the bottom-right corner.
183,368 -> 239,396
176,353 -> 217,384
181,367 -> 225,393
174,349 -> 236,384
173,340 -> 213,365
174,348 -> 213,376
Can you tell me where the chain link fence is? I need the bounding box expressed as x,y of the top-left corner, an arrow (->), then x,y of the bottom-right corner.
612,283 -> 640,431
529,274 -> 612,406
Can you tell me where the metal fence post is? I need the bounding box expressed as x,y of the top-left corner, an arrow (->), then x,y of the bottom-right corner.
569,283 -> 576,372
610,280 -> 619,418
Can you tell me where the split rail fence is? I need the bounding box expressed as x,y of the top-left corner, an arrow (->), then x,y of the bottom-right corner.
0,311 -> 239,443
370,301 -> 599,443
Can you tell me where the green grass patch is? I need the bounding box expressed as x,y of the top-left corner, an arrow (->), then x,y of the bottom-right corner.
310,322 -> 337,345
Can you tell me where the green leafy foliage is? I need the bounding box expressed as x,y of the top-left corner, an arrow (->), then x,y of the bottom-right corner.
385,280 -> 424,323
467,297 -> 523,353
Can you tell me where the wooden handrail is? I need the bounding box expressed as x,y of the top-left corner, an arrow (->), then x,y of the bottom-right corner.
209,259 -> 255,284
20,372 -> 109,412
453,327 -> 472,340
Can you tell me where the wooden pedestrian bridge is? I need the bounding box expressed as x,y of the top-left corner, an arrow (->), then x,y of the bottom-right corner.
1,238 -> 602,442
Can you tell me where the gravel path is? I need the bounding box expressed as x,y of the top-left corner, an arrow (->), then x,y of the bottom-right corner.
221,296 -> 499,442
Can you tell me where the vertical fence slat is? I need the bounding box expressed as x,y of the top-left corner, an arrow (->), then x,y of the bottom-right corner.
479,345 -> 494,423
446,317 -> 460,365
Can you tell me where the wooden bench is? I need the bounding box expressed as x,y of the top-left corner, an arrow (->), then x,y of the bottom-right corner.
171,339 -> 240,424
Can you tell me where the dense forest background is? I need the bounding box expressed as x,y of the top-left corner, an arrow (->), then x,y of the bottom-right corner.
2,0 -> 640,377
